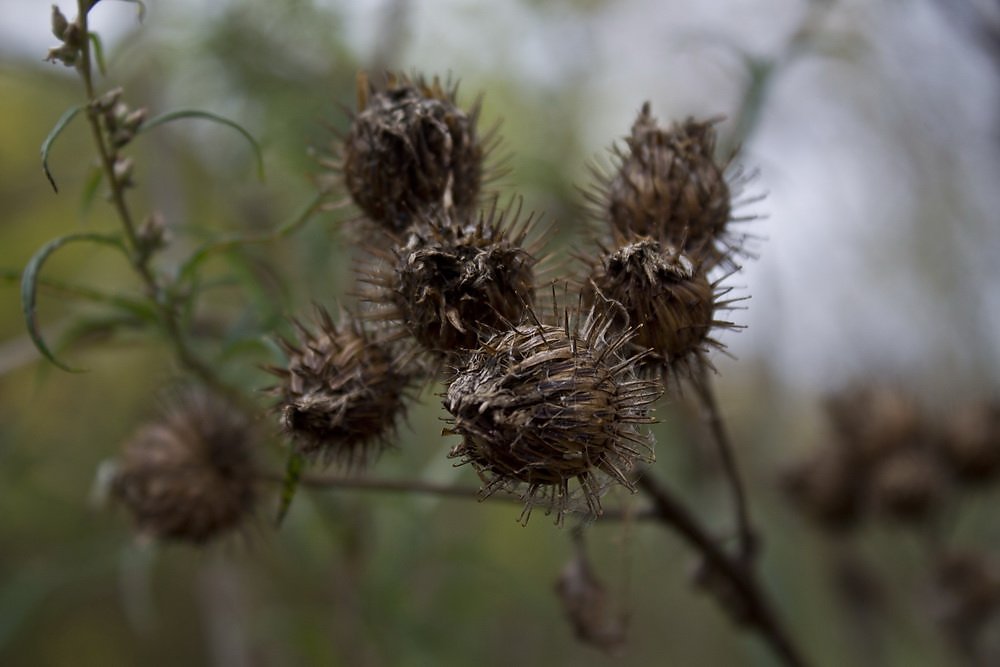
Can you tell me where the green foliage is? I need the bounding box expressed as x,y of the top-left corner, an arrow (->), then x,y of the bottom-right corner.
41,104 -> 84,193
20,232 -> 128,372
140,109 -> 266,182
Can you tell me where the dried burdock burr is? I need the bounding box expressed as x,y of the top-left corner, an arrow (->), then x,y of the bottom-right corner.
358,200 -> 538,360
931,551 -> 1000,657
825,385 -> 922,465
587,103 -> 754,270
787,385 -> 952,530
111,388 -> 258,544
443,305 -> 662,522
939,400 -> 1000,485
781,444 -> 864,532
333,71 -> 496,235
269,307 -> 410,467
870,449 -> 946,523
580,234 -> 739,380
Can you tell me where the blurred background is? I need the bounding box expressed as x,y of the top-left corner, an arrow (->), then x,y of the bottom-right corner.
1,0 -> 999,665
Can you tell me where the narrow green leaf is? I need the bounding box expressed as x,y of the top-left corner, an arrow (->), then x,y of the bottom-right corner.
275,452 -> 305,527
55,312 -> 146,354
79,165 -> 104,217
176,190 -> 326,285
20,233 -> 126,372
41,105 -> 85,193
2,267 -> 156,322
140,109 -> 265,181
221,250 -> 287,317
88,32 -> 106,76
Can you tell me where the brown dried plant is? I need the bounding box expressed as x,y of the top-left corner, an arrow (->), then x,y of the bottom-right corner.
22,5 -> 827,666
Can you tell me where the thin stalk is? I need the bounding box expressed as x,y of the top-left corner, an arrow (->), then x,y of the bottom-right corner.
76,1 -> 145,277
636,468 -> 809,667
692,366 -> 756,563
74,0 -> 233,399
258,471 -> 657,522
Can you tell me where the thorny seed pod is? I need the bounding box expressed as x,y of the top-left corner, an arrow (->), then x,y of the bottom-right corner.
931,551 -> 1000,654
870,449 -> 946,523
359,201 -> 538,360
939,400 -> 1000,484
587,103 -> 755,270
443,306 -> 662,523
334,72 -> 496,235
826,385 -> 921,464
269,308 -> 410,466
781,444 -> 864,532
581,235 -> 738,380
111,389 -> 258,544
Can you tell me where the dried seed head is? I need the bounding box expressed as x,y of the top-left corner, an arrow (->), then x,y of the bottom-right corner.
787,385 -> 956,530
870,449 -> 945,523
589,104 -> 751,270
932,551 -> 1000,647
112,389 -> 257,544
781,444 -> 864,532
340,72 -> 487,234
582,236 -> 732,380
270,308 -> 410,467
443,307 -> 662,522
555,532 -> 626,652
45,6 -> 83,66
359,203 -> 538,358
51,5 -> 69,40
939,400 -> 1000,484
826,385 -> 922,464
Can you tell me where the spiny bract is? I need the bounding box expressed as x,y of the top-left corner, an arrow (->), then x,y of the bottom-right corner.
338,72 -> 490,234
271,308 -> 410,467
112,388 -> 258,544
358,201 -> 538,360
444,306 -> 662,523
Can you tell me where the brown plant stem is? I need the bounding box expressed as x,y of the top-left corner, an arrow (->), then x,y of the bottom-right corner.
635,467 -> 808,667
271,469 -> 806,664
693,366 -> 757,563
74,0 -> 237,400
258,471 -> 657,522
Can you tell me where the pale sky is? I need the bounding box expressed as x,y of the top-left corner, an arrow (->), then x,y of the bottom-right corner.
4,0 -> 998,394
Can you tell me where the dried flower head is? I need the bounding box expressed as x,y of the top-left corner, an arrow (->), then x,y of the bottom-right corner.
359,201 -> 538,359
270,308 -> 410,466
939,400 -> 1000,484
443,306 -> 662,522
787,385 -> 957,531
826,385 -> 921,464
112,389 -> 257,544
870,449 -> 945,523
588,103 -> 754,270
335,72 -> 493,234
932,551 -> 1000,654
581,235 -> 738,380
781,444 -> 864,532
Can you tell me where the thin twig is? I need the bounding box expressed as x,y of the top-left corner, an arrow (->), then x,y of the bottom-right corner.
258,471 -> 658,522
74,0 -> 238,400
76,2 -> 144,270
635,467 -> 808,667
692,367 -> 756,563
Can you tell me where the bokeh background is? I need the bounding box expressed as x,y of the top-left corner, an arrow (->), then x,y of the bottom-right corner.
2,0 -> 999,665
